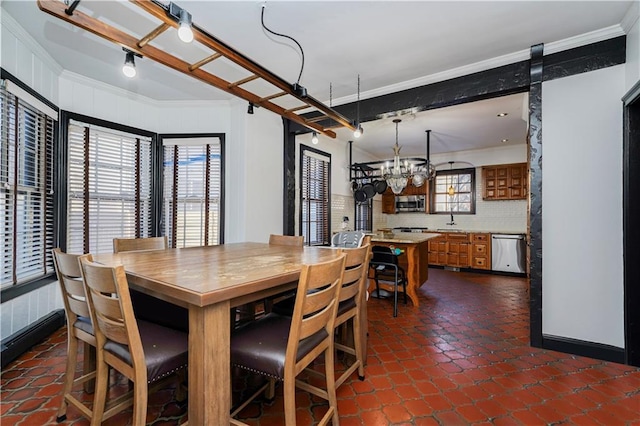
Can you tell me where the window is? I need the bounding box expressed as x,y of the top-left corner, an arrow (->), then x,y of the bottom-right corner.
0,85 -> 55,288
162,137 -> 223,248
66,119 -> 153,254
432,167 -> 476,214
300,146 -> 330,246
354,199 -> 372,231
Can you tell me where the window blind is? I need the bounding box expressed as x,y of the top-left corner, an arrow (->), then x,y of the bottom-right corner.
67,120 -> 152,254
162,139 -> 221,248
0,86 -> 55,288
301,147 -> 330,246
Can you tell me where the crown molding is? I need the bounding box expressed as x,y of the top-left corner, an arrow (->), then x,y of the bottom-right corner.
333,25 -> 627,107
60,69 -> 230,109
544,24 -> 626,55
621,1 -> 639,35
0,7 -> 63,75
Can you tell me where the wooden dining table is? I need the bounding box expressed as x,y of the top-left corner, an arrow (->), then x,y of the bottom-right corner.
93,242 -> 344,425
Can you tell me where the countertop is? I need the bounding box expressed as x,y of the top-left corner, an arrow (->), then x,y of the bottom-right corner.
370,232 -> 441,244
390,228 -> 526,235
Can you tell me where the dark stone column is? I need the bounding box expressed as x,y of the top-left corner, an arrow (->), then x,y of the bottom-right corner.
528,44 -> 544,348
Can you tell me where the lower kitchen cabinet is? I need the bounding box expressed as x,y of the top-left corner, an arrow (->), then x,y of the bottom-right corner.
428,232 -> 471,268
470,233 -> 491,270
428,232 -> 492,270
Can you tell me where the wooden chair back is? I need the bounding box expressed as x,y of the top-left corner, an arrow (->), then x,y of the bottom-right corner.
113,236 -> 168,253
79,254 -> 144,380
268,234 -> 304,247
287,255 -> 346,375
52,248 -> 92,328
338,242 -> 371,306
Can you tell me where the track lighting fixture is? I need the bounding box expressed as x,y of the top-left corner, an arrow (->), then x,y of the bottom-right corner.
247,102 -> 254,114
122,50 -> 136,78
311,132 -> 319,144
178,9 -> 194,43
169,2 -> 194,43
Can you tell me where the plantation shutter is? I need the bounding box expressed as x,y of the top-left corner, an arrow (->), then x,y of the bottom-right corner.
0,86 -> 55,287
301,147 -> 330,246
67,120 -> 152,254
162,138 -> 222,248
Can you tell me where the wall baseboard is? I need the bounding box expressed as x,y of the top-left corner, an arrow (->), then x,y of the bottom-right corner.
543,334 -> 625,364
1,309 -> 65,369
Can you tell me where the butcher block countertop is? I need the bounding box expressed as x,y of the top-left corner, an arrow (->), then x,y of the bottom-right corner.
370,232 -> 441,244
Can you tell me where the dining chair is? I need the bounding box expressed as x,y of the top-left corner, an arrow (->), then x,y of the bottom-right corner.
268,234 -> 304,246
52,248 -> 97,423
230,254 -> 346,426
268,238 -> 372,389
369,245 -> 408,317
331,230 -> 366,248
112,236 -> 168,253
332,240 -> 371,388
112,236 -> 188,333
78,254 -> 189,426
242,234 -> 305,325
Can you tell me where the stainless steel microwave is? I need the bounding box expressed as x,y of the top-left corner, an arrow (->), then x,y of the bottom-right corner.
395,195 -> 425,212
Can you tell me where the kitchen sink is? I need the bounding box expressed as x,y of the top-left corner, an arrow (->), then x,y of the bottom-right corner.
435,228 -> 465,233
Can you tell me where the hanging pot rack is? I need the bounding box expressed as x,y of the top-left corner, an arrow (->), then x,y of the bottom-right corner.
37,0 -> 356,138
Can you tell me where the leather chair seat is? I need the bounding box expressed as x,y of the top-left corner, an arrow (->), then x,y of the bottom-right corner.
231,313 -> 328,380
73,316 -> 94,335
104,320 -> 188,383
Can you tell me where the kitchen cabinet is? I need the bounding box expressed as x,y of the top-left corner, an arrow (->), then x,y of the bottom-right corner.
482,163 -> 527,200
380,178 -> 429,214
428,232 -> 470,268
470,233 -> 491,270
381,191 -> 396,214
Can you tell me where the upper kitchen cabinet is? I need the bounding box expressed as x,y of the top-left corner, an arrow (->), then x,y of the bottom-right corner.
482,163 -> 528,200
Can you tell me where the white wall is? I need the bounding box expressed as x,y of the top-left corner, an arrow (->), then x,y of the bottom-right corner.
241,102 -> 284,243
1,9 -> 64,340
542,65 -> 625,347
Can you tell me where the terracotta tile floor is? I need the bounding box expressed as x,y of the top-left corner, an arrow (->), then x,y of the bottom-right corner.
3,268 -> 640,425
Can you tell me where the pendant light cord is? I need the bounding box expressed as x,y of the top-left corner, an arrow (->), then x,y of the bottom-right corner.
261,5 -> 305,85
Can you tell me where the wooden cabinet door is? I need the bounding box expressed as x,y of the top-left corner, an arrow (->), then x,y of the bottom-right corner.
381,193 -> 396,214
484,167 -> 497,199
508,164 -> 527,199
483,163 -> 527,200
428,237 -> 447,265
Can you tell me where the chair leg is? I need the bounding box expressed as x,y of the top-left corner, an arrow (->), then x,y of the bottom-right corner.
374,277 -> 381,299
324,346 -> 340,426
403,279 -> 408,304
132,379 -> 148,426
89,358 -> 109,426
283,375 -> 297,426
57,335 -> 79,422
352,314 -> 365,380
393,270 -> 399,317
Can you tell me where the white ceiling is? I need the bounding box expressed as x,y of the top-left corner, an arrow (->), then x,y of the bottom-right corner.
2,0 -> 632,157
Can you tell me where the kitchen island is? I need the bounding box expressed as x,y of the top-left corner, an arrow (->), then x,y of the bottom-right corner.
370,232 -> 441,307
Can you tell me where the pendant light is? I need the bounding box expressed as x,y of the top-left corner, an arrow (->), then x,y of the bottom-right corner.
353,74 -> 363,138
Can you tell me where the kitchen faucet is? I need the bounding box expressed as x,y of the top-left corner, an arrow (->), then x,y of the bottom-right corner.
446,212 -> 456,226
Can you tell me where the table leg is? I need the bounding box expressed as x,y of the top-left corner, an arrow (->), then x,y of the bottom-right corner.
188,301 -> 231,425
404,245 -> 420,307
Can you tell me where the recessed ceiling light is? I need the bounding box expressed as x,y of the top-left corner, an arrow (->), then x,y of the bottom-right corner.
502,139 -> 509,143
497,112 -> 508,117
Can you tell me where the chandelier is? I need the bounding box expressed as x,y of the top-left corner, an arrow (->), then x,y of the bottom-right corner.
381,119 -> 436,194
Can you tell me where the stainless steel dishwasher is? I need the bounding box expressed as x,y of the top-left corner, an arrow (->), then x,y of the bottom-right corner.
491,234 -> 526,273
